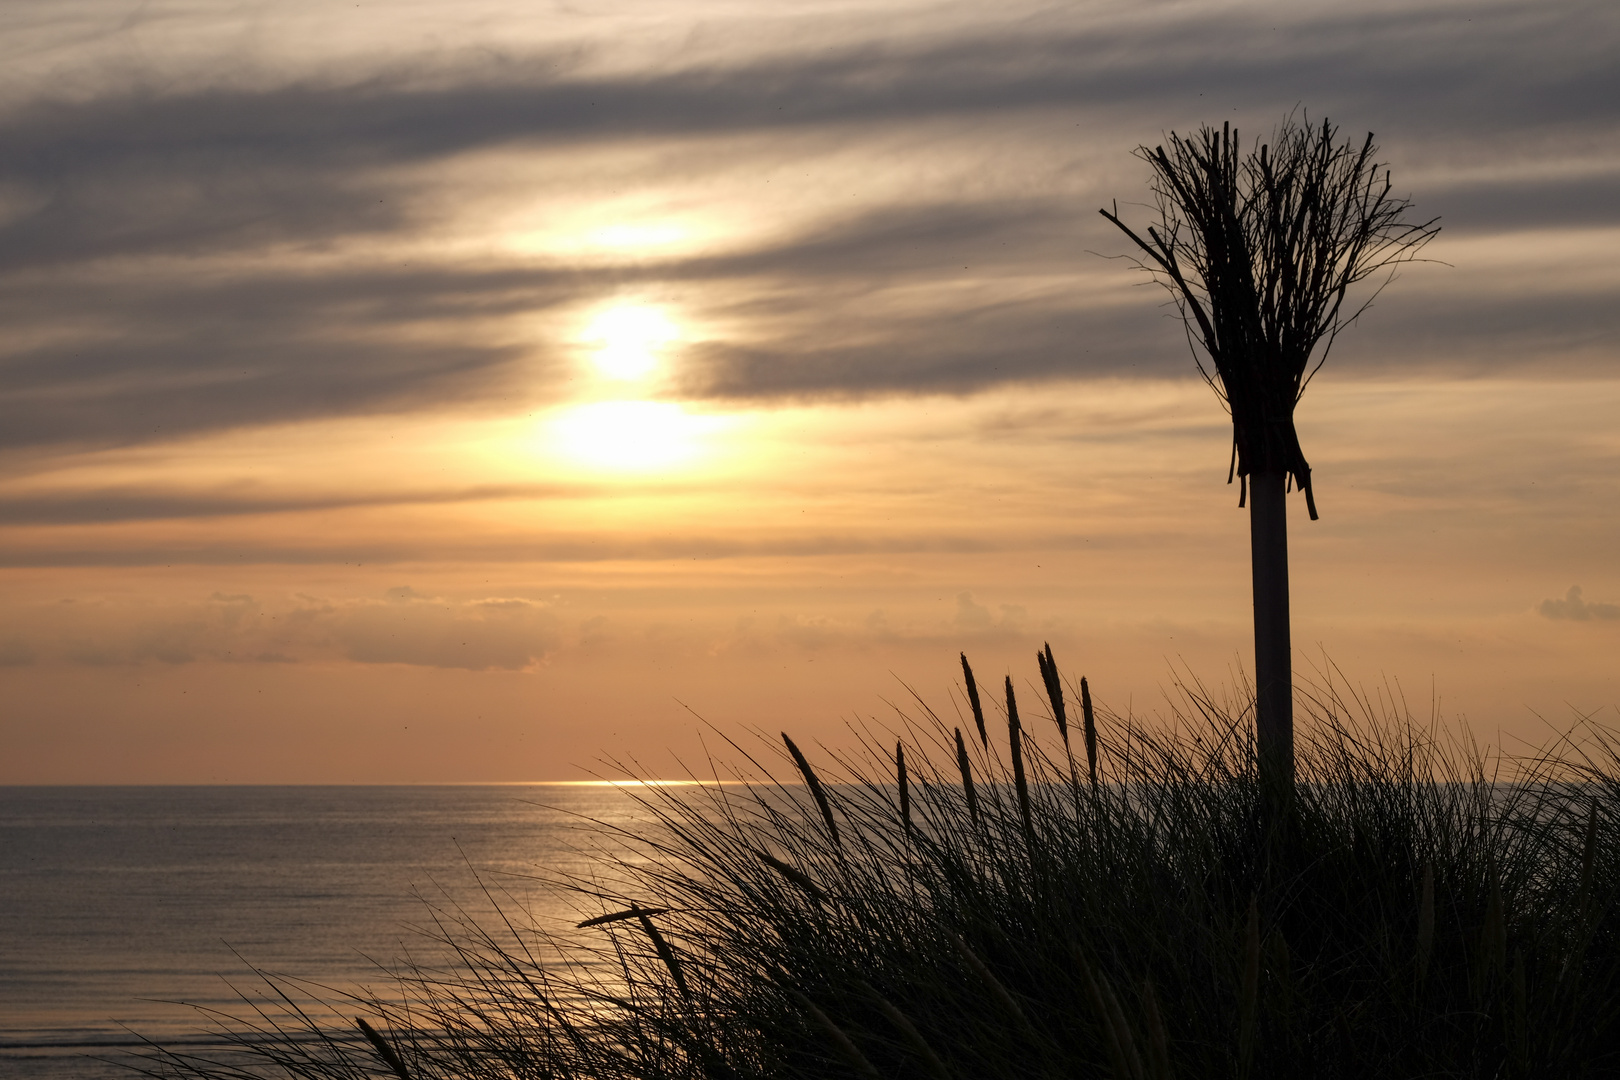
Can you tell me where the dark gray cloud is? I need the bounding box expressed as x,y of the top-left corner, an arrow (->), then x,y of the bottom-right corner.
6,1 -> 1614,181
0,259 -> 588,450
679,301 -> 1167,400
1422,172 -> 1620,234
0,337 -> 526,450
0,196 -> 1189,449
0,481 -> 598,525
1315,288 -> 1620,375
1,0 -> 1616,452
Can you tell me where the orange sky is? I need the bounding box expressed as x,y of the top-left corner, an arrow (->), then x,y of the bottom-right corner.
3,0 -> 1617,781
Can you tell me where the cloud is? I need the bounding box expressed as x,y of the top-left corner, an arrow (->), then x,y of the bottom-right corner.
6,3 -> 1614,188
0,0 -> 1616,451
0,525 -> 1091,567
0,481 -> 592,525
334,592 -> 558,669
1539,585 -> 1620,621
3,588 -> 560,670
1421,172 -> 1620,234
953,591 -> 1027,635
775,613 -> 846,651
0,265 -> 572,450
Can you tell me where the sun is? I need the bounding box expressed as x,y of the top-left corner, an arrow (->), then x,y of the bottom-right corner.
583,304 -> 677,382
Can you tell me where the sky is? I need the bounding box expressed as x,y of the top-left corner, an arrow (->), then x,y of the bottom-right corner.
2,0 -> 1617,782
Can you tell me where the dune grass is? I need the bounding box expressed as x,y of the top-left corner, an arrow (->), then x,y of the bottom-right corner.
136,653 -> 1620,1079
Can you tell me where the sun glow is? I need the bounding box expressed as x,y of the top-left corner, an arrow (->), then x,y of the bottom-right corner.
584,304 -> 677,381
588,223 -> 688,250
549,400 -> 720,472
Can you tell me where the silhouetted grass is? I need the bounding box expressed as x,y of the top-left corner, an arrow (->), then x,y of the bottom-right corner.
135,654 -> 1620,1079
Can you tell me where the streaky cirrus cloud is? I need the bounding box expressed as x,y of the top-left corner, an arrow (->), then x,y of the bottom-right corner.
0,0 -> 1615,453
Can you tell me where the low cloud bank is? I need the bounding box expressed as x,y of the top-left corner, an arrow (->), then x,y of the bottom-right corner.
1540,585 -> 1620,621
3,588 -> 560,671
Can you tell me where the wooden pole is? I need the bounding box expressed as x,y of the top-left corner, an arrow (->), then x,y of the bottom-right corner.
1249,469 -> 1294,789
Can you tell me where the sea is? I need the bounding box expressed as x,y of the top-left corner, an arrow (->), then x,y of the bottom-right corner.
0,785 -> 665,1080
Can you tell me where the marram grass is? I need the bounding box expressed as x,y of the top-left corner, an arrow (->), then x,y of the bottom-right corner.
135,655 -> 1620,1079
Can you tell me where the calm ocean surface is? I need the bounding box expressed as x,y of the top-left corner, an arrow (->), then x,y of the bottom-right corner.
0,785 -> 659,1080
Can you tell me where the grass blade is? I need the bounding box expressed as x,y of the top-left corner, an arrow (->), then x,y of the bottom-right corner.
897,740 -> 911,838
953,934 -> 1030,1033
355,1017 -> 411,1080
1072,944 -> 1136,1080
954,727 -> 980,825
1579,798 -> 1600,911
783,731 -> 840,848
1141,976 -> 1173,1080
577,905 -> 670,929
861,981 -> 951,1080
1006,677 -> 1034,848
1039,642 -> 1068,745
1081,675 -> 1098,789
795,992 -> 880,1079
962,652 -> 988,749
637,910 -> 691,1004
1238,896 -> 1260,1078
756,850 -> 827,903
1416,861 -> 1434,988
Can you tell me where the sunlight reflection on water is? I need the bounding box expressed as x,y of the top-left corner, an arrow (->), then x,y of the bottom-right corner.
0,785 -> 676,1079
